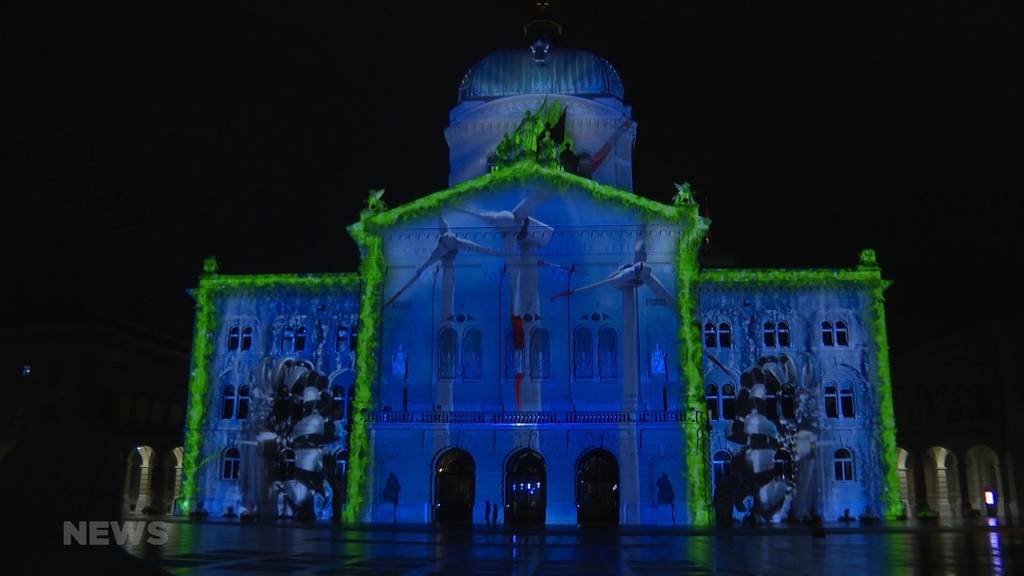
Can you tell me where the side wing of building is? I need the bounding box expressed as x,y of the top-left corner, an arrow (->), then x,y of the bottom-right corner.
699,259 -> 899,523
179,271 -> 361,520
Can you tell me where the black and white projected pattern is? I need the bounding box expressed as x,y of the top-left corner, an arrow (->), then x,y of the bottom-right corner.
719,354 -> 819,522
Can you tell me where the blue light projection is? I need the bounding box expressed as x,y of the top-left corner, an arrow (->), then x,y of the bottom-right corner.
182,40 -> 897,526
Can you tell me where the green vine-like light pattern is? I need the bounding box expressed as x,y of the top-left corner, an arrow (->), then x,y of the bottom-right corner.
340,232 -> 384,522
179,264 -> 360,513
345,160 -> 711,523
678,213 -> 711,526
698,251 -> 902,520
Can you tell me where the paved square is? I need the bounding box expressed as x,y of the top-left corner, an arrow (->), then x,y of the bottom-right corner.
123,520 -> 1022,575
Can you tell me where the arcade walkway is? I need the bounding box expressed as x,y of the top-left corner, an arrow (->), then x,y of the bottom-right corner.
121,519 -> 1022,575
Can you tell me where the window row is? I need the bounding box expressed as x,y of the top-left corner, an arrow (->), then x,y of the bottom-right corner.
711,448 -> 855,483
704,381 -> 855,421
704,383 -> 795,421
220,447 -> 349,484
227,323 -> 356,353
435,326 -> 622,381
220,383 -> 353,422
271,383 -> 353,423
703,319 -> 852,349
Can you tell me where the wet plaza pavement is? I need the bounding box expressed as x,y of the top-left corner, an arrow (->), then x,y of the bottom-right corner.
122,519 -> 1023,575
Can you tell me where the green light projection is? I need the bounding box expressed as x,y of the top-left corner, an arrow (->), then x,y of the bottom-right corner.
178,266 -> 360,514
492,98 -> 571,168
678,210 -> 711,526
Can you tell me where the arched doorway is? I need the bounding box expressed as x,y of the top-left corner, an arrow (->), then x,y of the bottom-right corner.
435,449 -> 475,526
896,447 -> 915,516
966,445 -> 1005,518
505,449 -> 546,525
123,445 -> 154,513
160,447 -> 183,513
925,446 -> 961,519
576,449 -> 619,525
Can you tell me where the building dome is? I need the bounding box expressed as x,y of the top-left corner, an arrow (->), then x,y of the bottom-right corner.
458,45 -> 625,103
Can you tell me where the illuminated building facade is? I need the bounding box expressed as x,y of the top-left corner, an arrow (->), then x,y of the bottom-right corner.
180,38 -> 902,526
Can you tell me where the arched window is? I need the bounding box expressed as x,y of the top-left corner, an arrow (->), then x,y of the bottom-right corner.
763,322 -> 776,347
834,449 -> 854,481
331,386 -> 346,420
279,449 -> 296,480
294,326 -> 307,351
712,450 -> 732,484
336,325 -> 349,352
598,327 -> 617,379
774,450 -> 794,480
821,321 -> 834,346
840,381 -> 855,418
221,385 -> 236,420
718,323 -> 732,348
721,384 -> 736,420
237,385 -> 250,420
438,327 -> 457,379
462,328 -> 482,380
835,321 -> 849,347
777,321 -> 790,348
241,326 -> 253,351
530,328 -> 550,379
704,322 -> 717,348
824,382 -> 839,418
705,384 -> 720,421
574,327 -> 593,379
282,327 -> 295,352
227,327 -> 240,351
222,447 -> 240,480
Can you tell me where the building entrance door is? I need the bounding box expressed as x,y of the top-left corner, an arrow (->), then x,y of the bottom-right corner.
435,450 -> 475,526
505,449 -> 546,525
576,449 -> 619,525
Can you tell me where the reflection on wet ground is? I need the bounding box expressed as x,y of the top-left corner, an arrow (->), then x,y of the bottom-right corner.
124,519 -> 1023,575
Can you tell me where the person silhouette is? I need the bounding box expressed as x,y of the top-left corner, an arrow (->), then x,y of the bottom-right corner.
657,472 -> 675,524
485,500 -> 492,525
383,472 -> 401,522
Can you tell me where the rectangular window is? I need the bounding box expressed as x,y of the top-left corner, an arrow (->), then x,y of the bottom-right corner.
706,397 -> 719,421
834,460 -> 853,481
722,396 -> 735,420
840,394 -> 855,418
825,395 -> 838,419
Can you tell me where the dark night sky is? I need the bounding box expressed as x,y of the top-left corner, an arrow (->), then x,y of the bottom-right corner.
8,2 -> 1016,364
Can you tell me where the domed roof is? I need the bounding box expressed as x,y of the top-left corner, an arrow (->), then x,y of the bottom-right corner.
458,46 -> 624,103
